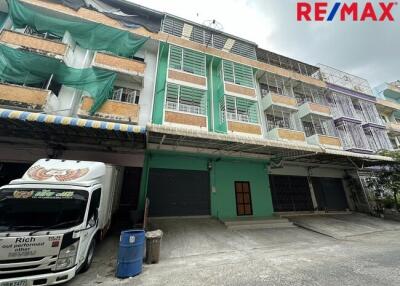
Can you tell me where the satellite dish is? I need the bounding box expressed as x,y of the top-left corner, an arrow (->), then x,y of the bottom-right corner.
203,19 -> 224,31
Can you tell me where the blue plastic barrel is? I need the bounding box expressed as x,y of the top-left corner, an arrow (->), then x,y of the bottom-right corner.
116,230 -> 145,278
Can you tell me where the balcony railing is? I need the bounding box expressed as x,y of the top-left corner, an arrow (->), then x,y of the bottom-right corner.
267,127 -> 306,142
166,101 -> 204,115
298,102 -> 332,119
0,30 -> 67,57
227,112 -> 250,123
0,83 -> 56,112
387,122 -> 400,135
78,96 -> 139,123
93,52 -> 146,76
260,91 -> 298,112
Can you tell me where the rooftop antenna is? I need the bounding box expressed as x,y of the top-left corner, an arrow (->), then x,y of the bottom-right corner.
203,19 -> 223,47
203,19 -> 224,31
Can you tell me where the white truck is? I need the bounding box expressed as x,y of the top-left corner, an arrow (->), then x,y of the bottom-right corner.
0,159 -> 123,286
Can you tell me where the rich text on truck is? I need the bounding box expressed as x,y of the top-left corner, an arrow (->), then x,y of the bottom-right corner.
0,159 -> 123,286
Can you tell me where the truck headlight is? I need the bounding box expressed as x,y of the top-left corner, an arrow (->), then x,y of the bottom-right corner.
56,241 -> 79,270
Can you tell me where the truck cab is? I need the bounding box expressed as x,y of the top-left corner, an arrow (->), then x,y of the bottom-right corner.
0,159 -> 122,286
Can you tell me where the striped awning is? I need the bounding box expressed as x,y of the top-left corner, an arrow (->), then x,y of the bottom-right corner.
0,108 -> 145,134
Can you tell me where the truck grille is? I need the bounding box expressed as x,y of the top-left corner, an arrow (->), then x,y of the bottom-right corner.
0,257 -> 45,264
0,255 -> 58,276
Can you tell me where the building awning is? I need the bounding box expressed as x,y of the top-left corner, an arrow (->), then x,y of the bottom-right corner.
0,108 -> 146,151
0,108 -> 145,133
147,124 -> 393,167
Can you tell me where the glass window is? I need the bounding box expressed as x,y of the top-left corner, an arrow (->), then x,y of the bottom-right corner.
112,87 -> 140,104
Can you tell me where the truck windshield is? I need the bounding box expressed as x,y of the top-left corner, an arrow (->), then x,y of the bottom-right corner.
0,188 -> 89,232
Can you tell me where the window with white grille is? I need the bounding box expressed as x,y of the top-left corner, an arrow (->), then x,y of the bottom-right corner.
165,83 -> 206,115
222,60 -> 254,88
112,87 -> 140,104
169,45 -> 206,76
24,26 -> 62,41
223,95 -> 259,124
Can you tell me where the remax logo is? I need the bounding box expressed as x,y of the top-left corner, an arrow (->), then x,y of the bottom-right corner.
297,2 -> 397,21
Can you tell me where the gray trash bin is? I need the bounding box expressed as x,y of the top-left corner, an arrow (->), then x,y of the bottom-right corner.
145,230 -> 163,264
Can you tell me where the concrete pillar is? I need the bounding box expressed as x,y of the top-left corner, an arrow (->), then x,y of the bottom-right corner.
307,175 -> 318,211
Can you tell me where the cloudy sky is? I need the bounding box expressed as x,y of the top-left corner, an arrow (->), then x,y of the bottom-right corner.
133,0 -> 399,88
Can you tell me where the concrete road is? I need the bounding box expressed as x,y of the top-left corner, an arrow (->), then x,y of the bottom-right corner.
66,216 -> 400,286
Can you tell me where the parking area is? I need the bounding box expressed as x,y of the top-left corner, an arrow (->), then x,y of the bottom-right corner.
287,213 -> 400,239
66,216 -> 400,286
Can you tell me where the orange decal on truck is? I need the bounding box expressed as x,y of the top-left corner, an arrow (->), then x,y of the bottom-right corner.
27,165 -> 89,181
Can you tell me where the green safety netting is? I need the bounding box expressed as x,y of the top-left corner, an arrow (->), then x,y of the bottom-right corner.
9,0 -> 148,58
0,44 -> 116,114
0,11 -> 7,28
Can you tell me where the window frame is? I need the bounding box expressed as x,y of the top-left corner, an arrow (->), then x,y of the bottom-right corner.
112,86 -> 140,104
168,45 -> 206,77
222,60 -> 254,88
165,83 -> 207,116
224,95 -> 259,124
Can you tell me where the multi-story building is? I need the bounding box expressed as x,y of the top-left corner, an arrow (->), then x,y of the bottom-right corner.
0,0 -> 394,223
319,65 -> 392,153
374,81 -> 400,149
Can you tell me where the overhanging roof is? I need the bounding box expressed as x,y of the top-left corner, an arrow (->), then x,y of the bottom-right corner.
147,124 -> 393,167
0,108 -> 146,150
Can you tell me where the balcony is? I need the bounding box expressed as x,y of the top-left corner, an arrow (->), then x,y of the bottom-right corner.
385,83 -> 400,100
164,110 -> 207,128
77,96 -> 139,123
224,82 -> 256,98
298,102 -> 332,119
386,122 -> 400,135
260,92 -> 298,112
0,83 -> 57,112
267,127 -> 306,142
306,134 -> 342,149
227,120 -> 261,135
167,69 -> 207,88
0,30 -> 67,58
93,52 -> 146,77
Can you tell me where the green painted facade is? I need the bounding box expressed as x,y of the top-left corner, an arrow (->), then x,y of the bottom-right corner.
147,44 -> 271,220
138,151 -> 273,219
210,159 -> 273,219
210,58 -> 227,133
152,42 -> 169,124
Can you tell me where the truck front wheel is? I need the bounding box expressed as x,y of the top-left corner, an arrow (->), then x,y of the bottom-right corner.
80,239 -> 96,273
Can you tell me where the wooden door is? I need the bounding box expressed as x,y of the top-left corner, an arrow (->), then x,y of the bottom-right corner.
235,181 -> 253,216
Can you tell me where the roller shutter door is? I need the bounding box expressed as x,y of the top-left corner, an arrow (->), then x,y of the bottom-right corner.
312,177 -> 348,211
270,175 -> 314,212
147,168 -> 210,216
